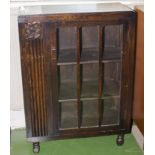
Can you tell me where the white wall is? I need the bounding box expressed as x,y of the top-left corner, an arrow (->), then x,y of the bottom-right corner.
10,0 -> 144,129
10,8 -> 23,111
10,7 -> 25,129
10,0 -> 144,7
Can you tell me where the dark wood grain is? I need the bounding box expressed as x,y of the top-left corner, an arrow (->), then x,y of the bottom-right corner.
77,27 -> 82,128
19,23 -> 49,137
98,26 -> 104,127
50,26 -> 59,134
18,4 -> 136,149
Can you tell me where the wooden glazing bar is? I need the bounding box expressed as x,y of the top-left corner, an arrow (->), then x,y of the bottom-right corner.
98,26 -> 104,127
57,66 -> 60,100
58,95 -> 120,102
56,28 -> 60,62
56,29 -> 61,103
76,27 -> 82,128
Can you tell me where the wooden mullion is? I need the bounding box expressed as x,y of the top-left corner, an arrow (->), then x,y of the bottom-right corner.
77,27 -> 82,128
98,26 -> 104,127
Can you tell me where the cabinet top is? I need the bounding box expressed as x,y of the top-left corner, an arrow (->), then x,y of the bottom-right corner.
18,3 -> 133,16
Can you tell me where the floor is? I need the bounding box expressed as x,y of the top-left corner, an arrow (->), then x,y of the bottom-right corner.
11,129 -> 143,155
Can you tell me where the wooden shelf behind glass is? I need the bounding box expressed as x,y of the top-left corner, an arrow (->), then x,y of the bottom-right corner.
59,97 -> 120,129
58,79 -> 120,101
57,47 -> 121,65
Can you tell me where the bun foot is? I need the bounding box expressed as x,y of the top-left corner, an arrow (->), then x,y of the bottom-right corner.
116,134 -> 124,146
33,142 -> 40,153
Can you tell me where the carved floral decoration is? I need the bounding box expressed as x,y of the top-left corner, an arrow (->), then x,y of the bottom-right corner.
25,21 -> 41,39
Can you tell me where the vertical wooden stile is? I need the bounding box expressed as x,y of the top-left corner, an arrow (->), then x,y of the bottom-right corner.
50,27 -> 59,133
98,26 -> 104,127
77,27 -> 82,128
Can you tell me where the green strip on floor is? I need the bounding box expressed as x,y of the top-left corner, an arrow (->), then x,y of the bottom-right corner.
11,129 -> 143,155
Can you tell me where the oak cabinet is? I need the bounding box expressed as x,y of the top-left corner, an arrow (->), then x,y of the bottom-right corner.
18,3 -> 136,153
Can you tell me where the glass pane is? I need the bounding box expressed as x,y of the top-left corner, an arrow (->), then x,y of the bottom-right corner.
81,63 -> 98,98
103,25 -> 123,60
81,100 -> 98,127
58,65 -> 77,100
58,27 -> 77,63
102,62 -> 121,97
60,101 -> 78,129
81,26 -> 99,61
101,98 -> 120,126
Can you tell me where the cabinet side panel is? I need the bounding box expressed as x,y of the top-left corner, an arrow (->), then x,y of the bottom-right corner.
19,23 -> 32,137
19,21 -> 51,138
120,16 -> 136,131
127,17 -> 136,129
133,8 -> 144,135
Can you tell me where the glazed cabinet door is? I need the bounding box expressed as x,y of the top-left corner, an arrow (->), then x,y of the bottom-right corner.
19,21 -> 57,140
53,20 -> 135,136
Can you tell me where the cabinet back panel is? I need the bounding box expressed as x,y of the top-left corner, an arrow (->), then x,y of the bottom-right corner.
102,98 -> 120,126
60,101 -> 78,129
58,65 -> 77,100
59,27 -> 77,50
81,63 -> 99,98
103,62 -> 121,97
104,25 -> 123,48
81,100 -> 98,127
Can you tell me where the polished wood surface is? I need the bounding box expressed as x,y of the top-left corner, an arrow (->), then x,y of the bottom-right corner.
133,6 -> 144,135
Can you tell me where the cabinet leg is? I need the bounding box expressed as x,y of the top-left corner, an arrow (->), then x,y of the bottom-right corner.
116,134 -> 124,146
33,142 -> 40,153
